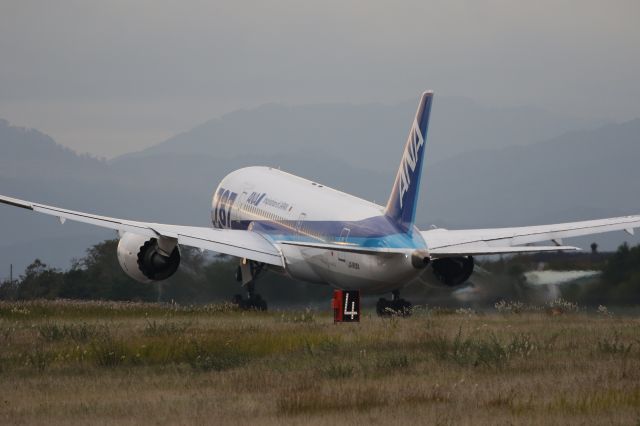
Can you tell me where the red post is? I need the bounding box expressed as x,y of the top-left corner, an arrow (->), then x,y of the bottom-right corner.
332,290 -> 360,323
332,290 -> 343,323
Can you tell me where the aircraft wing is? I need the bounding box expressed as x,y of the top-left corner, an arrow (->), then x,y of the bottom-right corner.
0,194 -> 284,266
422,215 -> 640,257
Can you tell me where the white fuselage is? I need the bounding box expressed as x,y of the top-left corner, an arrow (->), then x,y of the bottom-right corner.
211,166 -> 426,294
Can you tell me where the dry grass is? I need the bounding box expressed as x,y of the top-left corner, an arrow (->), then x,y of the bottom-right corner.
1,300 -> 640,425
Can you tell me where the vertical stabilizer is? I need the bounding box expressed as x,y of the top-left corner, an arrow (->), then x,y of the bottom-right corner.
384,91 -> 433,232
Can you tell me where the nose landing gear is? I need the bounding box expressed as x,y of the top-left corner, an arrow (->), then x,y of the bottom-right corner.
232,260 -> 268,311
376,290 -> 412,317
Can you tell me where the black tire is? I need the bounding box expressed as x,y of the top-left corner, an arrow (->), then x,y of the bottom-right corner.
377,298 -> 413,317
232,294 -> 244,308
396,300 -> 413,317
376,298 -> 391,317
251,294 -> 267,311
257,299 -> 267,311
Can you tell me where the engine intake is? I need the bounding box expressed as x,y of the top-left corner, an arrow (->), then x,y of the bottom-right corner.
137,238 -> 181,280
431,256 -> 474,287
117,233 -> 181,283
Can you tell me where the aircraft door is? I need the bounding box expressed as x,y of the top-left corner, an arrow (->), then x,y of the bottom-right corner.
337,227 -> 350,262
296,213 -> 307,238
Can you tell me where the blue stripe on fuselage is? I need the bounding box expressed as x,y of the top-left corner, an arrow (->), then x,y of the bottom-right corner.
228,215 -> 427,249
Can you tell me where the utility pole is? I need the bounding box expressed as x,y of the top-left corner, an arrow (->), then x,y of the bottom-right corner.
10,263 -> 12,285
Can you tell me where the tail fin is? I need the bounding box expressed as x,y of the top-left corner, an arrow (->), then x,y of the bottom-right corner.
384,91 -> 433,232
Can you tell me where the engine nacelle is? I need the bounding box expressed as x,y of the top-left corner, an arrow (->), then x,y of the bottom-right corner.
431,256 -> 474,287
117,232 -> 181,283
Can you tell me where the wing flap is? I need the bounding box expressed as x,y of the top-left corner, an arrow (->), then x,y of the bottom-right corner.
158,225 -> 283,266
429,245 -> 580,257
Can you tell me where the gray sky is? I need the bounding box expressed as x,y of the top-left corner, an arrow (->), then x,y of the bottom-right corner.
1,0 -> 638,158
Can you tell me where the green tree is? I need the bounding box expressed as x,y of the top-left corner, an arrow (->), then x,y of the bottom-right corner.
60,240 -> 157,301
0,278 -> 17,300
566,243 -> 640,306
16,259 -> 64,299
9,239 -> 334,305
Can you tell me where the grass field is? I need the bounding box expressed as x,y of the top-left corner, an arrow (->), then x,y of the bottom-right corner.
1,300 -> 640,425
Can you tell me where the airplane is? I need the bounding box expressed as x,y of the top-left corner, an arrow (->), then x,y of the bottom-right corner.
1,91 -> 639,315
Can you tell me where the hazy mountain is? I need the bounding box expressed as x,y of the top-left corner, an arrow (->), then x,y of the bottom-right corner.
422,119 -> 640,228
0,120 -> 212,276
116,97 -> 604,172
0,119 -> 109,182
0,106 -> 637,280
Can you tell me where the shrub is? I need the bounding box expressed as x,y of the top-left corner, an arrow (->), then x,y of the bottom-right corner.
322,363 -> 354,379
37,323 -> 66,341
25,347 -> 54,372
90,337 -> 129,367
143,320 -> 191,337
597,332 -> 633,356
37,322 -> 105,342
277,308 -> 315,323
183,340 -> 247,372
597,305 -> 613,317
494,300 -> 527,314
376,354 -> 410,370
423,329 -> 540,368
547,298 -> 579,314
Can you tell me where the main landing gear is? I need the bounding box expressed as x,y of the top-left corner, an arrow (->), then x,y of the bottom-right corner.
376,290 -> 412,317
232,260 -> 268,311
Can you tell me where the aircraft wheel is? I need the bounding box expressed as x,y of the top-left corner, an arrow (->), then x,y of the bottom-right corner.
376,297 -> 413,317
376,298 -> 392,316
231,294 -> 268,311
395,299 -> 413,317
232,294 -> 244,309
252,294 -> 268,311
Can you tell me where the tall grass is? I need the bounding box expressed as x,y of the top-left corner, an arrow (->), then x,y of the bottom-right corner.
1,301 -> 640,425
37,322 -> 106,342
420,328 -> 544,368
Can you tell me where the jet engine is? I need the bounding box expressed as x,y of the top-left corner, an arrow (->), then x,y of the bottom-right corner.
431,256 -> 474,287
116,232 -> 181,283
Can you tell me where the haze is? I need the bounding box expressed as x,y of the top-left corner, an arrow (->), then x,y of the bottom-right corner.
1,0 -> 638,158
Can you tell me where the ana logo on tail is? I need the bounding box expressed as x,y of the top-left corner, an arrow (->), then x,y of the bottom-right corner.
398,118 -> 424,208
384,90 -> 432,231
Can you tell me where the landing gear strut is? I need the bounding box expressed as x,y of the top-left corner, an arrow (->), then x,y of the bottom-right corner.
376,290 -> 412,317
232,260 -> 268,311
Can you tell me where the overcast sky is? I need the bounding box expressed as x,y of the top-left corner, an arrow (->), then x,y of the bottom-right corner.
1,0 -> 638,158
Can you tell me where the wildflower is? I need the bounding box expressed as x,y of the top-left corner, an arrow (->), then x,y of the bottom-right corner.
597,305 -> 613,317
